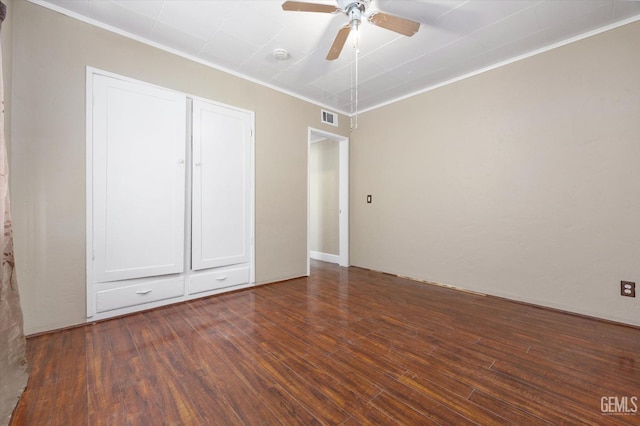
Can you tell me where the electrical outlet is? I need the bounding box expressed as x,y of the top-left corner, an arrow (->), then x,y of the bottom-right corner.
621,281 -> 636,297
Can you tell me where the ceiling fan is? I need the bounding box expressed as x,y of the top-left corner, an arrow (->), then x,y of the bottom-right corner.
282,0 -> 420,60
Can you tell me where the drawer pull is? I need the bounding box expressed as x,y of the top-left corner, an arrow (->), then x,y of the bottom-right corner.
215,276 -> 228,281
136,289 -> 153,295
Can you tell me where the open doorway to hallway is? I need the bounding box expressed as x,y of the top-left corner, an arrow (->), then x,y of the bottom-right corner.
307,128 -> 349,275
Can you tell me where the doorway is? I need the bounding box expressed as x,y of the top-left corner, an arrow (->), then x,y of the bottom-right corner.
307,128 -> 349,275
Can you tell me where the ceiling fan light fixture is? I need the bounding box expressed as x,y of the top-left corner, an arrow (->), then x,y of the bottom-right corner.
273,48 -> 290,61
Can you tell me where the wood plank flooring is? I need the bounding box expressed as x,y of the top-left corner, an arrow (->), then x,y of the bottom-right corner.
11,260 -> 640,425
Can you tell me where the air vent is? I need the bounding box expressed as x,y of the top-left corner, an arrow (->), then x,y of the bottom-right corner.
321,109 -> 338,127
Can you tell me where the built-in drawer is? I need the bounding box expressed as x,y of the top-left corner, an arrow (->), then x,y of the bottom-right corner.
189,266 -> 250,295
96,277 -> 185,313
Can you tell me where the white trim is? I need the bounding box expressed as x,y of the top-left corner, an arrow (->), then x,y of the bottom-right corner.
307,127 -> 350,276
359,13 -> 640,115
338,137 -> 349,267
29,0 -> 351,116
85,67 -> 95,318
184,98 -> 194,280
86,66 -> 187,97
310,251 -> 340,264
34,1 -> 640,117
250,118 -> 256,285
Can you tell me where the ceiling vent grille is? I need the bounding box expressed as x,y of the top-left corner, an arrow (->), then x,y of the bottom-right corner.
321,109 -> 338,127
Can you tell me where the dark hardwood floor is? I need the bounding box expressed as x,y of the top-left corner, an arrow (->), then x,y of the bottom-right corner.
11,260 -> 640,425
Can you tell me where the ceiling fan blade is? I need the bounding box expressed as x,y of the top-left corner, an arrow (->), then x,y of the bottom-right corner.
282,1 -> 340,13
326,25 -> 351,61
369,12 -> 420,37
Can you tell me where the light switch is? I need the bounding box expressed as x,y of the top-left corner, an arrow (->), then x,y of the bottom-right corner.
367,195 -> 372,204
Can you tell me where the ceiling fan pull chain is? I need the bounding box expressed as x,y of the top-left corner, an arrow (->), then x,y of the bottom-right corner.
350,30 -> 355,131
354,30 -> 359,130
350,23 -> 359,131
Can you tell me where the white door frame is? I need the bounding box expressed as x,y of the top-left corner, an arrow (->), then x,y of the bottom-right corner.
307,127 -> 349,275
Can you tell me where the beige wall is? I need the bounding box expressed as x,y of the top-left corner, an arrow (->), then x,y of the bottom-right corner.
10,0 -> 348,334
310,139 -> 339,256
10,0 -> 640,333
351,21 -> 640,326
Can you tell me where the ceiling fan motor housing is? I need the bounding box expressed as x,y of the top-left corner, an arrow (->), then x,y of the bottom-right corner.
343,0 -> 367,29
338,0 -> 367,13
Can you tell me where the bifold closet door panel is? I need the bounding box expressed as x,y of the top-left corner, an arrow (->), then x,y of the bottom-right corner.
92,75 -> 187,283
192,99 -> 251,270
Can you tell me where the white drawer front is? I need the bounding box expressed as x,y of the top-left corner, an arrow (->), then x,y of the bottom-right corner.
96,277 -> 185,313
189,266 -> 250,295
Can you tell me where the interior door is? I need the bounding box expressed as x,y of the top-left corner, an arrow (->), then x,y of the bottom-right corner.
191,99 -> 251,270
92,75 -> 187,282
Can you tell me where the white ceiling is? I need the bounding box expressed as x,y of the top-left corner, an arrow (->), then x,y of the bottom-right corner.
33,0 -> 640,114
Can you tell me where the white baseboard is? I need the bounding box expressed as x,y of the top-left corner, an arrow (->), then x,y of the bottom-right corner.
310,251 -> 340,264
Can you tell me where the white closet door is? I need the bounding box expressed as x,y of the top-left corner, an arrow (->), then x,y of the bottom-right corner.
92,75 -> 187,282
192,99 -> 251,270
